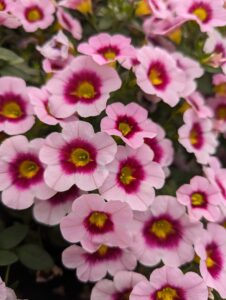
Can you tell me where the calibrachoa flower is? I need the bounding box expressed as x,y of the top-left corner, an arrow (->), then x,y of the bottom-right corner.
176,176 -> 222,222
130,266 -> 208,300
204,30 -> 226,73
33,186 -> 81,226
59,0 -> 92,14
28,87 -> 78,126
45,55 -> 122,118
195,223 -> 226,298
0,11 -> 20,29
132,195 -> 203,267
60,194 -> 133,251
172,52 -> 204,97
212,73 -> 226,96
0,76 -> 35,135
144,122 -> 174,169
10,0 -> 55,32
178,109 -> 218,164
0,277 -> 18,300
36,30 -> 73,61
100,102 -> 157,149
0,136 -> 55,210
175,0 -> 226,32
203,157 -> 226,209
40,121 -> 117,192
78,33 -> 135,67
62,244 -> 137,282
147,0 -> 176,19
56,7 -> 82,40
186,91 -> 213,119
91,271 -> 146,300
135,46 -> 186,107
99,144 -> 165,211
207,96 -> 226,133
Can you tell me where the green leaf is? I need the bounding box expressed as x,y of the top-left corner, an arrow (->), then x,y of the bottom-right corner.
0,47 -> 24,64
0,250 -> 18,266
0,224 -> 28,250
17,244 -> 54,271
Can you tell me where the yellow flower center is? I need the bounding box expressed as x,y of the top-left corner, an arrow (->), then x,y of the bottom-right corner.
118,122 -> 133,136
223,220 -> 226,229
69,148 -> 91,167
214,83 -> 226,95
0,101 -> 23,119
97,245 -> 109,256
149,68 -> 163,86
26,8 -> 43,22
135,0 -> 151,16
167,28 -> 182,45
120,166 -> 135,185
192,7 -> 208,22
77,0 -> 92,14
19,160 -> 40,179
0,1 -> 5,11
157,287 -> 178,300
206,255 -> 215,268
216,106 -> 226,120
191,192 -> 205,206
151,220 -> 174,239
89,212 -> 108,228
71,81 -> 96,99
189,129 -> 199,146
103,50 -> 117,61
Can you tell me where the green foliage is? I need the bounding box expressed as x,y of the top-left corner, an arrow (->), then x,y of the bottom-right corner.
0,224 -> 28,250
0,250 -> 18,266
17,244 -> 54,271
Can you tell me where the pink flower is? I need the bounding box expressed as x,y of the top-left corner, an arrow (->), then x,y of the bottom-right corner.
0,277 -> 18,300
0,76 -> 34,135
135,46 -> 186,107
28,87 -> 77,126
10,0 -> 55,32
36,30 -> 72,61
176,176 -> 222,222
100,102 -> 157,149
33,186 -> 81,226
212,73 -> 226,96
204,30 -> 226,72
178,109 -> 218,164
144,122 -> 174,169
186,91 -> 213,119
147,0 -> 176,19
195,223 -> 226,298
40,121 -> 117,192
45,55 -> 122,118
78,33 -> 135,66
143,16 -> 186,39
56,7 -> 82,40
60,194 -> 133,251
42,55 -> 74,74
99,145 -> 165,211
175,0 -> 226,32
62,244 -> 137,282
0,11 -> 20,29
172,52 -> 204,97
203,157 -> 226,209
130,266 -> 208,300
91,271 -> 146,300
207,96 -> 226,133
132,195 -> 203,267
0,136 -> 55,210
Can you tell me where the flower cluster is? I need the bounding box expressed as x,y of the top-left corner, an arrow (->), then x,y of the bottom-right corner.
1,0 -> 226,299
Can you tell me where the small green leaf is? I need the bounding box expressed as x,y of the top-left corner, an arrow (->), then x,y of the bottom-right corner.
17,244 -> 54,271
0,47 -> 24,64
0,250 -> 18,266
0,224 -> 28,250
